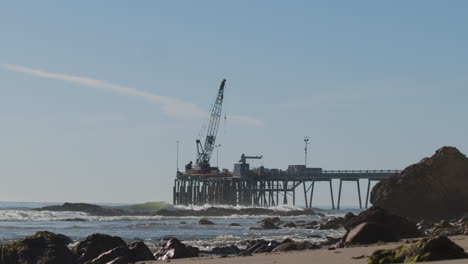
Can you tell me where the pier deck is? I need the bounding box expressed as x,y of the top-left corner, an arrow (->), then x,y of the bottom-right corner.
173,170 -> 400,209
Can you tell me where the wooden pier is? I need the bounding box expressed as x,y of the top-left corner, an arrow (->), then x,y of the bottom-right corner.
173,169 -> 400,209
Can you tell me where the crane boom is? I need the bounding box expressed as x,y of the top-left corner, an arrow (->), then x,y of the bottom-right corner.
196,79 -> 226,169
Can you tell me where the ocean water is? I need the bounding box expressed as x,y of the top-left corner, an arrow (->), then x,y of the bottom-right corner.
0,202 -> 357,251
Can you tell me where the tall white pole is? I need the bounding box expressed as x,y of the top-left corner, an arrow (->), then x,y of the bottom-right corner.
176,140 -> 179,172
304,136 -> 310,167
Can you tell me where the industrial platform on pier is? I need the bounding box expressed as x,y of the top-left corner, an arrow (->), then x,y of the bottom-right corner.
172,79 -> 400,209
173,163 -> 400,209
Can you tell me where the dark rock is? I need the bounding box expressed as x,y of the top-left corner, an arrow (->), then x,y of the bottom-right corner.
89,245 -> 128,264
0,231 -> 77,264
280,238 -> 294,244
271,241 -> 320,252
252,241 -> 279,254
35,203 -> 133,216
267,240 -> 279,249
243,240 -> 267,254
257,217 -> 281,224
179,221 -> 187,224
371,147 -> 468,221
239,241 -> 280,255
302,221 -> 319,229
72,233 -> 126,264
324,236 -> 342,245
205,245 -> 240,255
128,240 -> 155,262
198,219 -> 215,225
368,236 -> 468,263
239,239 -> 311,255
252,244 -> 270,254
457,216 -> 468,224
259,219 -> 280,230
228,223 -> 241,226
343,206 -> 421,238
278,221 -> 297,228
106,256 -> 129,264
436,219 -> 454,228
416,220 -> 434,236
318,217 -> 344,229
154,237 -> 199,260
56,233 -> 73,245
419,218 -> 468,237
248,226 -> 262,230
63,218 -> 88,222
432,227 -> 464,237
344,212 -> 355,219
345,222 -> 395,245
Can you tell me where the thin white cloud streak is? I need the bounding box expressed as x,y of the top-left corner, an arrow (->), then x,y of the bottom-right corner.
228,115 -> 265,127
1,64 -> 265,127
2,64 -> 206,118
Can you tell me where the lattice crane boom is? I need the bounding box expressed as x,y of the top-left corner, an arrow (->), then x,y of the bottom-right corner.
196,79 -> 226,169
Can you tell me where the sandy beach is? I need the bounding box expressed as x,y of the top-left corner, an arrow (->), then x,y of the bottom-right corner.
136,235 -> 468,264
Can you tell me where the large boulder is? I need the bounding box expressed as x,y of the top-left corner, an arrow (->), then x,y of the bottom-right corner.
344,206 -> 421,238
154,238 -> 199,260
0,231 -> 77,264
72,233 -> 126,264
87,240 -> 155,264
337,206 -> 421,247
371,147 -> 468,221
127,241 -> 155,262
345,222 -> 394,245
368,236 -> 468,263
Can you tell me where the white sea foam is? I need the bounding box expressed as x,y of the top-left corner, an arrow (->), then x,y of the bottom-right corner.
0,209 -> 318,222
0,210 -> 90,221
174,204 -> 305,212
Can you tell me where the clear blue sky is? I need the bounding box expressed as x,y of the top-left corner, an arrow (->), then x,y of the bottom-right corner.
1,1 -> 467,206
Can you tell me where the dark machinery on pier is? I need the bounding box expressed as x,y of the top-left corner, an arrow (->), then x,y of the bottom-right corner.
185,79 -> 226,174
234,154 -> 263,177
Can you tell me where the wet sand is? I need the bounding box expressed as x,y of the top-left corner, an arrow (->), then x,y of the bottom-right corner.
137,235 -> 468,264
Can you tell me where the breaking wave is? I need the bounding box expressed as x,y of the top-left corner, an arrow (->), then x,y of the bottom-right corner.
173,204 -> 305,212
0,209 -> 317,222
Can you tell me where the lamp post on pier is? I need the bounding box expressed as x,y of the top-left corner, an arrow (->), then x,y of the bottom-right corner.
176,140 -> 180,172
215,144 -> 222,168
304,136 -> 310,167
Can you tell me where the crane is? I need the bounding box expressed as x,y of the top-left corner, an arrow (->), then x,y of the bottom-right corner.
239,154 -> 263,164
195,79 -> 226,171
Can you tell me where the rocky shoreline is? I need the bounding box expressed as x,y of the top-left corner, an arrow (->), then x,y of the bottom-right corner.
2,209 -> 468,263
6,146 -> 468,263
